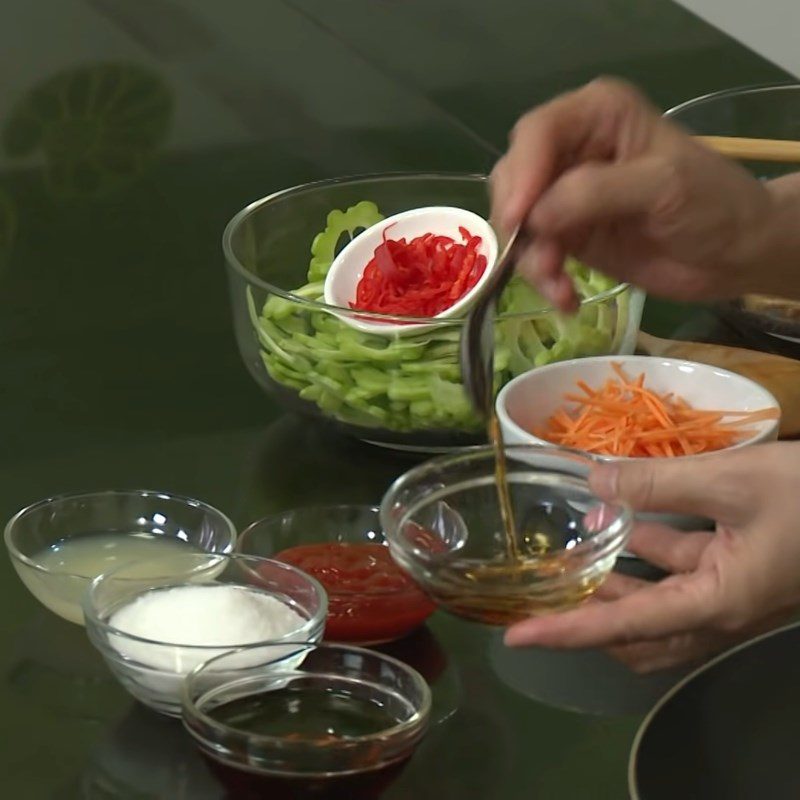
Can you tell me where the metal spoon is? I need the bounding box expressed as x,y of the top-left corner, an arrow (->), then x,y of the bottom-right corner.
460,226 -> 521,417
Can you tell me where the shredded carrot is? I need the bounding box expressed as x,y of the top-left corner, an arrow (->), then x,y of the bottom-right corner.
532,362 -> 779,458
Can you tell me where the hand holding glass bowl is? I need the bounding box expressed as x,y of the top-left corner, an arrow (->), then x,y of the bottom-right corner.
379,444 -> 633,624
224,174 -> 644,451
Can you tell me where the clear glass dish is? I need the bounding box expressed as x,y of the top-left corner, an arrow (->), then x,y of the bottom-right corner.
4,489 -> 237,625
238,505 -> 436,645
666,84 -> 800,344
379,445 -> 632,625
83,553 -> 327,716
224,173 -> 644,451
182,642 -> 431,799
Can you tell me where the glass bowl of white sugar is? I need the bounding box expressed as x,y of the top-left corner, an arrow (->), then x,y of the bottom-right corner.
83,553 -> 327,716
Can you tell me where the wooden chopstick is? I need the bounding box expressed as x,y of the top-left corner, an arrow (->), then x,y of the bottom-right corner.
696,135 -> 800,163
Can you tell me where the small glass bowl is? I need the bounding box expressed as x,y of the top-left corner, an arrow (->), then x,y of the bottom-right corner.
83,553 -> 327,716
4,489 -> 237,625
182,642 -> 431,799
379,445 -> 632,625
238,505 -> 436,644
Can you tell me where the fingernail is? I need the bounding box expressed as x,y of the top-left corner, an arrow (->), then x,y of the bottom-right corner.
540,275 -> 558,297
530,202 -> 553,232
499,211 -> 518,240
583,504 -> 615,532
591,463 -> 620,500
557,277 -> 581,314
516,251 -> 539,283
504,624 -> 538,648
549,278 -> 577,314
503,628 -> 524,647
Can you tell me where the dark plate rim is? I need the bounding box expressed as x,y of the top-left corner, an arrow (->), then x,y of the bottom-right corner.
628,618 -> 800,799
720,299 -> 800,341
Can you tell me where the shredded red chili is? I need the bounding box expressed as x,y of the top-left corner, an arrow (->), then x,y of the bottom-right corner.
351,225 -> 487,317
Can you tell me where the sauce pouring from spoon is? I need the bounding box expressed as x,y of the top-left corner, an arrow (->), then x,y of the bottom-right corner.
459,226 -> 522,559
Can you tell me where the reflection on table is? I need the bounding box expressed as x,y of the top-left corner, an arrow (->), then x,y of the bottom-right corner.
80,705 -> 223,800
490,630 -> 686,717
7,609 -> 120,722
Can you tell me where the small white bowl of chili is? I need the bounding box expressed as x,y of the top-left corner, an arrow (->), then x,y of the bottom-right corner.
323,206 -> 498,336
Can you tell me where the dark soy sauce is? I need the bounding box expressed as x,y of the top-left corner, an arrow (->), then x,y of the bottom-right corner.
204,681 -> 413,799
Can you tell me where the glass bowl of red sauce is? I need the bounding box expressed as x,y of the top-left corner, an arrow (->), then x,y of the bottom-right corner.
182,641 -> 431,800
237,505 -> 436,645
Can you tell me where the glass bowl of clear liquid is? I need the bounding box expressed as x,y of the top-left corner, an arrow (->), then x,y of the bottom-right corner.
380,445 -> 632,625
4,489 -> 237,625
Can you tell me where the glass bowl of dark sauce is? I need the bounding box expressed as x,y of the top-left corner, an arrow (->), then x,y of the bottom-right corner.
182,642 -> 431,799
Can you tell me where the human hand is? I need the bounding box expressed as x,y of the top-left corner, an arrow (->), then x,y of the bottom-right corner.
504,441 -> 800,673
490,78 -> 798,311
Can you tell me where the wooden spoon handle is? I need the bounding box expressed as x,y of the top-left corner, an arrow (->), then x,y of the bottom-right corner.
637,332 -> 800,438
696,135 -> 800,163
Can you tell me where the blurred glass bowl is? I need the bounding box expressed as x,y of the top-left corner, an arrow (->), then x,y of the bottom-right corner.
666,84 -> 800,345
380,444 -> 632,624
224,173 -> 644,451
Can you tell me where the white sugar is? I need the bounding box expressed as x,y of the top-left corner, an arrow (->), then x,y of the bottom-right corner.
107,584 -> 307,692
110,584 -> 304,647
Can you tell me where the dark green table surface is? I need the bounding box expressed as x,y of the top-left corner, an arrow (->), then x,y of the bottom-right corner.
0,1 -> 790,797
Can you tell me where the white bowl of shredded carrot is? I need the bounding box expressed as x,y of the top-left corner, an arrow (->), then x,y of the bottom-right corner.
496,356 -> 780,531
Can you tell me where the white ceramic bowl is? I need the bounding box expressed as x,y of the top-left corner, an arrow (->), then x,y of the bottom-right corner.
323,206 -> 498,336
496,355 -> 781,531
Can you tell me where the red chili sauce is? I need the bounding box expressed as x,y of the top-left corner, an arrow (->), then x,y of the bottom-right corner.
274,543 -> 435,644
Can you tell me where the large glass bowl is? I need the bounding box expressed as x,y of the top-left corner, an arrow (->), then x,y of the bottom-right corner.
666,84 -> 800,344
224,173 -> 644,451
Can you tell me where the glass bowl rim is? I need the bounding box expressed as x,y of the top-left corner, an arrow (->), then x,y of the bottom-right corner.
238,503 -> 433,599
83,552 -> 328,650
4,488 -> 238,580
222,171 -> 630,323
379,443 -> 633,562
665,81 -> 800,119
181,640 -> 432,754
